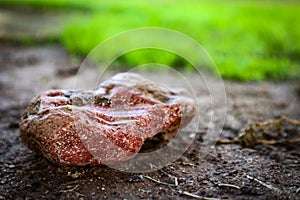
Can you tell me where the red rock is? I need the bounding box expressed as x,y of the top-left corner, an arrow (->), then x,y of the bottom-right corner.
20,73 -> 196,166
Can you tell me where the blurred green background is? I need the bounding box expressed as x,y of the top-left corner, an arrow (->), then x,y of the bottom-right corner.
1,0 -> 299,81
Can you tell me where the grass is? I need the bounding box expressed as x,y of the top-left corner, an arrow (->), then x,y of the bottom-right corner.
1,0 -> 300,81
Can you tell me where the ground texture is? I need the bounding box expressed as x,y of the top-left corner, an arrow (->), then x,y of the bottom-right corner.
0,44 -> 299,200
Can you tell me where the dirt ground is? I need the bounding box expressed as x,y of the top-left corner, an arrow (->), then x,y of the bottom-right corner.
0,44 -> 299,200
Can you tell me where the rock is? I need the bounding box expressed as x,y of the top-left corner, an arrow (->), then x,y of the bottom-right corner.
20,73 -> 196,166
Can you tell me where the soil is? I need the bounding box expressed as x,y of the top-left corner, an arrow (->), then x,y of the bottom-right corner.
0,44 -> 299,200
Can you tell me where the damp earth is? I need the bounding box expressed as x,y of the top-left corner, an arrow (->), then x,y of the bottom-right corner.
0,44 -> 300,199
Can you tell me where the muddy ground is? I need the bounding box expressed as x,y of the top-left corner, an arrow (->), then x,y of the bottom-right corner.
0,44 -> 299,200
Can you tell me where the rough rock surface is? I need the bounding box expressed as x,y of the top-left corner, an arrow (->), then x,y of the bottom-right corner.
19,73 -> 196,166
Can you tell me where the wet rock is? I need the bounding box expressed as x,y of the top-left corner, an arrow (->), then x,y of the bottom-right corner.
20,73 -> 196,166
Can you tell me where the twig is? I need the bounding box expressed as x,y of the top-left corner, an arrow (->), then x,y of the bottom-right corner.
246,175 -> 282,193
284,116 -> 300,126
59,185 -> 85,197
61,179 -> 88,186
150,164 -> 179,186
73,191 -> 85,197
216,138 -> 238,144
217,183 -> 240,190
143,175 -> 176,187
277,137 -> 300,144
181,191 -> 221,200
60,185 -> 79,192
284,163 -> 300,167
